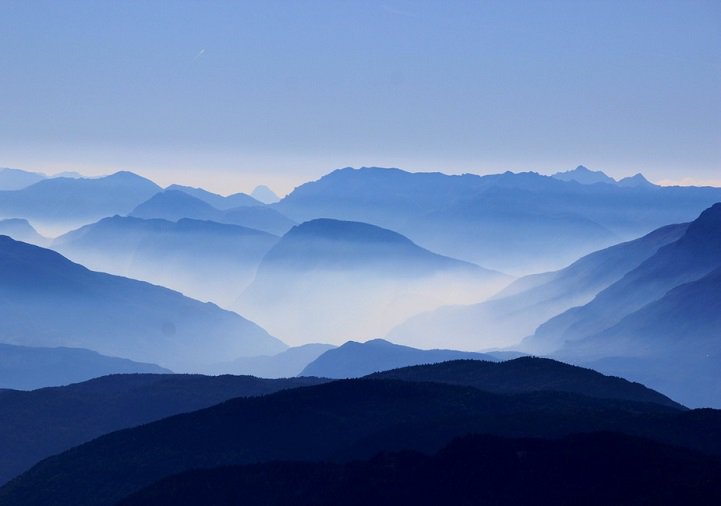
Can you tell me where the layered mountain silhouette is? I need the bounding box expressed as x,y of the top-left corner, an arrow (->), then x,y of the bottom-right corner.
275,167 -> 721,272
300,339 -> 497,378
53,216 -> 278,304
0,235 -> 285,370
0,343 -> 168,390
501,202 -> 721,407
251,184 -> 280,204
529,202 -> 721,351
238,218 -> 508,344
0,168 -> 46,191
368,357 -> 680,408
0,374 -> 327,485
207,343 -> 336,377
0,171 -> 160,230
6,365 -> 720,506
130,190 -> 295,235
389,221 -> 688,349
119,433 -> 721,506
552,165 -> 618,185
166,184 -> 261,209
0,219 -> 48,246
569,266 -> 721,407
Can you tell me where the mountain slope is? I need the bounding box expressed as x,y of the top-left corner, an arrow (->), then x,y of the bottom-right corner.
0,219 -> 48,246
53,216 -> 278,304
166,184 -> 261,209
529,202 -> 721,352
131,190 -> 295,235
275,167 -> 721,272
389,222 -> 688,349
568,266 -> 721,407
367,357 -> 681,408
300,339 -> 497,378
208,343 -> 336,377
551,165 -> 617,185
4,377 -> 716,506
0,168 -> 46,190
119,433 -> 721,506
0,236 -> 285,370
238,218 -> 508,345
0,374 -> 327,485
0,171 -> 161,229
0,343 -> 168,390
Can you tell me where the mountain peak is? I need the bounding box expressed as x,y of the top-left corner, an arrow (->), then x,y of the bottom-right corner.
617,173 -> 655,188
251,185 -> 280,204
552,166 -> 616,185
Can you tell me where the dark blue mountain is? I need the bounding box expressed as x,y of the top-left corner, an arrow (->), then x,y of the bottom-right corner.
300,339 -> 497,378
5,371 -> 716,506
368,357 -> 680,408
131,190 -> 295,235
166,184 -> 261,209
0,168 -> 46,190
53,215 -> 278,305
275,167 -> 721,272
0,235 -> 285,370
389,222 -> 688,349
0,171 -> 161,226
0,374 -> 328,486
238,218 -> 508,344
0,343 -> 168,390
118,433 -> 721,506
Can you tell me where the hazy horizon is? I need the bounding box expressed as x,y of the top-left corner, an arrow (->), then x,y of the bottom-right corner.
2,0 -> 719,195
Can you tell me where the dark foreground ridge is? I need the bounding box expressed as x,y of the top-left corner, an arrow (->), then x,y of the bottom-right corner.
119,432 -> 721,506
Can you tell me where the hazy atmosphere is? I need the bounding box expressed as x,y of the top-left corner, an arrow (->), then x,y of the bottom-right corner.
1,2 -> 720,505
2,0 -> 720,194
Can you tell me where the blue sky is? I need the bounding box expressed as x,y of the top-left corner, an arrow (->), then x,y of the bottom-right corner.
1,0 -> 719,194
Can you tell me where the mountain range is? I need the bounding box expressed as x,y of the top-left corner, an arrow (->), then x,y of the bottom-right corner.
389,221 -> 688,349
0,374 -> 327,485
2,358 -> 712,506
0,235 -> 285,370
300,339 -> 497,378
237,218 -> 508,344
0,171 -> 161,233
130,189 -> 295,235
118,432 -> 721,506
53,215 -> 279,305
274,166 -> 721,272
0,343 -> 168,390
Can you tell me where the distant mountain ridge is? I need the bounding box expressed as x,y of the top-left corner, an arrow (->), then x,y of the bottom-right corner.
0,219 -> 49,246
300,339 -> 497,378
166,184 -> 262,209
552,165 -> 618,185
0,343 -> 169,390
53,215 -> 279,305
0,168 -> 47,191
131,190 -> 295,235
0,171 -> 161,232
0,235 -> 285,370
389,221 -> 688,349
238,218 -> 508,344
274,166 -> 720,272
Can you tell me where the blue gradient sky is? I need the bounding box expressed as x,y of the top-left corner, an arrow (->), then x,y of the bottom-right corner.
1,0 -> 719,194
